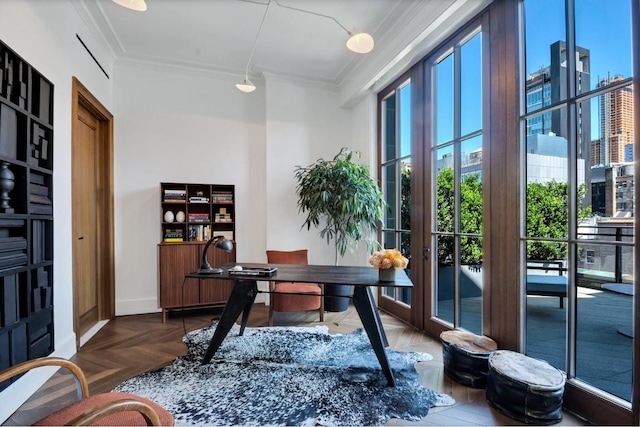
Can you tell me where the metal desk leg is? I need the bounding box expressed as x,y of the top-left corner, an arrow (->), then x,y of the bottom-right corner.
201,279 -> 257,365
239,279 -> 257,336
352,286 -> 396,387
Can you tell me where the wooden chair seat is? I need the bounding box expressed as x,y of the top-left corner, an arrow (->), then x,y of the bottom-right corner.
34,392 -> 174,426
266,249 -> 324,325
0,357 -> 174,426
272,282 -> 323,312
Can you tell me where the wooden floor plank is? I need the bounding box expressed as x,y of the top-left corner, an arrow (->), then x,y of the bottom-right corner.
2,304 -> 587,426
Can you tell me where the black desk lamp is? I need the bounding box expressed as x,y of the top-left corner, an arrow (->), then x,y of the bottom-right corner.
197,235 -> 233,274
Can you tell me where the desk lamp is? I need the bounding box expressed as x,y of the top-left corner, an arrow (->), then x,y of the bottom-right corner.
197,235 -> 233,274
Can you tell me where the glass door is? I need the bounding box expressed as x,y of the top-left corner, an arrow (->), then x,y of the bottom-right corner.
378,78 -> 412,321
429,27 -> 484,335
521,0 -> 636,420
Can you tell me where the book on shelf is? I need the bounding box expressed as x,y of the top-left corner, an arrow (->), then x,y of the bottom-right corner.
163,189 -> 186,202
188,196 -> 209,203
164,230 -> 184,238
188,224 -> 211,242
214,213 -> 232,222
163,237 -> 184,243
211,191 -> 233,203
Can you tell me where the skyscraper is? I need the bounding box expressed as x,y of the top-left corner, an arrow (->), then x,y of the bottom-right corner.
526,41 -> 591,164
526,41 -> 592,203
591,75 -> 635,165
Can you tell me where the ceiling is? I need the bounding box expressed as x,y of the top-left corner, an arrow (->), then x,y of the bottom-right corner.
78,0 -> 460,86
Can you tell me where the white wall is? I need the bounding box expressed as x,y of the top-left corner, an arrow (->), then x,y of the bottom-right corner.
113,60 -> 268,314
0,0 -> 114,422
112,64 -> 372,314
264,75 -> 353,266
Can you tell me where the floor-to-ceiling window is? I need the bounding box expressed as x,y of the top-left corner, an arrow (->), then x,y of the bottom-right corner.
430,27 -> 484,335
376,0 -> 638,422
522,0 -> 635,412
378,75 -> 412,321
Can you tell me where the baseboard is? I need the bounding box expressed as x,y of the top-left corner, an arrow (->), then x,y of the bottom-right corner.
116,297 -> 162,316
80,319 -> 109,347
0,332 -> 76,424
117,288 -> 270,316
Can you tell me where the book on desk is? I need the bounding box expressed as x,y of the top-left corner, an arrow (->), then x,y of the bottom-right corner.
228,267 -> 277,277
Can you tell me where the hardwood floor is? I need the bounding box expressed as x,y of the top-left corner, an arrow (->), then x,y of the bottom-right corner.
3,304 -> 588,426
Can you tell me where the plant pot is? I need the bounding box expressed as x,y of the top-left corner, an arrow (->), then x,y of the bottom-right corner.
378,268 -> 396,282
324,284 -> 352,312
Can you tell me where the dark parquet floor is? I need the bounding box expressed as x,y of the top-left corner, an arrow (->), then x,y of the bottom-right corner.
3,304 -> 588,426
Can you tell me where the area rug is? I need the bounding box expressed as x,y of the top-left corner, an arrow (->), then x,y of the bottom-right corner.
113,323 -> 455,426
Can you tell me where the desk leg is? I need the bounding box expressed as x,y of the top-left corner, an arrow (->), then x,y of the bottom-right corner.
239,279 -> 257,336
202,279 -> 257,365
352,286 -> 396,387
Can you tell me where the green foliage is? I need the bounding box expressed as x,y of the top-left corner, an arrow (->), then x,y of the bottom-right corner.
436,168 -> 483,265
435,171 -> 592,264
400,166 -> 411,256
526,181 -> 591,260
294,147 -> 384,264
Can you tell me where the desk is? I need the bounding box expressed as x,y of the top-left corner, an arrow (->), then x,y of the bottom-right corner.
188,263 -> 413,387
601,283 -> 634,338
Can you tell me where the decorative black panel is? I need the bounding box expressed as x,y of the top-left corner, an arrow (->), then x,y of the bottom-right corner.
0,39 -> 54,391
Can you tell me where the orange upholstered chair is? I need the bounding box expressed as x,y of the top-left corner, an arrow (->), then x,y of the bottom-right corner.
0,357 -> 174,426
266,249 -> 324,326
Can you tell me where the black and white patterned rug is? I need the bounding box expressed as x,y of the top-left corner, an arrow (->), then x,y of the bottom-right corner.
113,323 -> 454,426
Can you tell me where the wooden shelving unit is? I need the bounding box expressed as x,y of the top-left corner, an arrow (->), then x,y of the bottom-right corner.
158,182 -> 236,321
160,182 -> 235,243
0,39 -> 54,391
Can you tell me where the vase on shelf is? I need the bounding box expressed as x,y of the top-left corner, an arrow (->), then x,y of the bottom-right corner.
0,162 -> 15,213
378,268 -> 396,282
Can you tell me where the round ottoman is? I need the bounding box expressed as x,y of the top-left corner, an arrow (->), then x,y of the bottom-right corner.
486,350 -> 566,425
440,330 -> 497,388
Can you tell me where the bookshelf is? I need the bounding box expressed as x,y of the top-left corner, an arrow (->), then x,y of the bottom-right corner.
160,182 -> 235,243
0,39 -> 54,391
158,182 -> 236,321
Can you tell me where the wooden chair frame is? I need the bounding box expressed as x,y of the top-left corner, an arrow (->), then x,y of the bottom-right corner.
0,357 -> 163,426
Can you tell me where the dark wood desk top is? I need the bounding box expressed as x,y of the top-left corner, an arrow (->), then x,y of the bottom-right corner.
187,262 -> 413,288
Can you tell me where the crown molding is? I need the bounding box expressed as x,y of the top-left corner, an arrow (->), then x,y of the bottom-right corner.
68,0 -> 121,60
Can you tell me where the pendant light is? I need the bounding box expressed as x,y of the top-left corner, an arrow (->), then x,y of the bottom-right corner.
235,0 -> 271,93
275,0 -> 374,54
346,32 -> 375,54
112,0 -> 147,12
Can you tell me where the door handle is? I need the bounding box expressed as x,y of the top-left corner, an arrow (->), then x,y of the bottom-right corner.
78,236 -> 84,240
423,247 -> 430,260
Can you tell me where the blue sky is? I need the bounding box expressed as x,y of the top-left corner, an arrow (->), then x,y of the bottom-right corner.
409,0 -> 635,159
525,0 -> 633,84
526,0 -> 633,140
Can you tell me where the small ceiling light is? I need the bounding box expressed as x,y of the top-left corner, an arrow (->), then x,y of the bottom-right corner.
235,78 -> 256,93
112,0 -> 147,11
274,0 -> 375,54
236,0 -> 271,93
346,32 -> 375,54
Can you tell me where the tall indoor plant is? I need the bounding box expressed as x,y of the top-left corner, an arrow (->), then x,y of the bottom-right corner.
294,147 -> 384,311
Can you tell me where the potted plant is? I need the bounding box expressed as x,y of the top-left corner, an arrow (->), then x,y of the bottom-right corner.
294,147 -> 384,311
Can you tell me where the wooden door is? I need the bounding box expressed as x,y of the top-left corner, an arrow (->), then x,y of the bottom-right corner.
71,78 -> 115,347
73,103 -> 99,337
